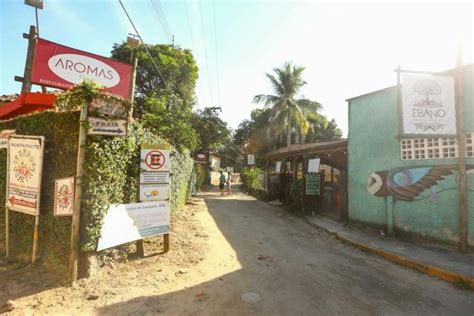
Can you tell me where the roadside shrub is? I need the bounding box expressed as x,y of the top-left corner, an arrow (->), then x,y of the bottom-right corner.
241,167 -> 262,192
288,179 -> 304,212
195,164 -> 206,191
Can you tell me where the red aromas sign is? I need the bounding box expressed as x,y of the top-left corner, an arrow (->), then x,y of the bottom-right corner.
31,39 -> 132,99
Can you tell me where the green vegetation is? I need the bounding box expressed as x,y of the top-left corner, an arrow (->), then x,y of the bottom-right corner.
253,62 -> 323,147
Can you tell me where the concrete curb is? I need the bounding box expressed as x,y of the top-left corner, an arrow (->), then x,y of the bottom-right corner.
335,234 -> 474,290
305,218 -> 474,290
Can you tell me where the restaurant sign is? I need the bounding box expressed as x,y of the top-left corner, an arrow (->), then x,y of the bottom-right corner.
401,74 -> 456,135
6,136 -> 45,215
32,39 -> 132,99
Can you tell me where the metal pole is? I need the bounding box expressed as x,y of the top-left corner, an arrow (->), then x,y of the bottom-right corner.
5,137 -> 10,258
129,50 -> 138,117
21,25 -> 37,93
35,8 -> 39,35
455,47 -> 467,252
69,101 -> 88,281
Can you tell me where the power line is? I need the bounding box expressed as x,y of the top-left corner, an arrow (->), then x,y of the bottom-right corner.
149,0 -> 171,43
154,0 -> 172,41
150,0 -> 172,43
184,0 -> 196,51
212,0 -> 221,107
198,0 -> 214,107
118,0 -> 167,86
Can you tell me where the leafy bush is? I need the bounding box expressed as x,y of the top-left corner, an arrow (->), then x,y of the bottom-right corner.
195,164 -> 206,191
288,180 -> 304,212
241,167 -> 262,192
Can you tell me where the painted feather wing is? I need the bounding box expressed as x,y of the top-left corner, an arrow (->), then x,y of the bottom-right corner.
388,165 -> 455,201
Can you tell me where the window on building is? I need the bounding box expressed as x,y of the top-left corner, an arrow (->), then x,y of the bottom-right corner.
400,133 -> 473,160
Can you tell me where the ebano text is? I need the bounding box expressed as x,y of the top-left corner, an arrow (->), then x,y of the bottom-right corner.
412,108 -> 446,119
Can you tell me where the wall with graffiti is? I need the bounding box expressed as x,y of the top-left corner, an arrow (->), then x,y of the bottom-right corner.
348,64 -> 474,246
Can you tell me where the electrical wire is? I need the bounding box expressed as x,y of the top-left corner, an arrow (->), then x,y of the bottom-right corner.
118,0 -> 167,86
150,0 -> 173,43
212,0 -> 221,107
155,0 -> 173,41
149,0 -> 171,43
184,0 -> 196,51
198,0 -> 214,107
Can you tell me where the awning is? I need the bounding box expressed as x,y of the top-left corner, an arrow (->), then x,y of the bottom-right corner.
0,92 -> 56,120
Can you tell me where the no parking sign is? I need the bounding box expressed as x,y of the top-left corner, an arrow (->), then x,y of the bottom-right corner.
140,144 -> 171,172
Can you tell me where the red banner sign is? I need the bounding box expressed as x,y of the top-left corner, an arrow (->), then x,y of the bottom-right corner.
31,39 -> 132,99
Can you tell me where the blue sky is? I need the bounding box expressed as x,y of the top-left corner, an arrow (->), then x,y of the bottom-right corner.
0,0 -> 472,135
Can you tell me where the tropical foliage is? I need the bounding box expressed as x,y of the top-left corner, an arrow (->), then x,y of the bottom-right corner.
253,62 -> 322,146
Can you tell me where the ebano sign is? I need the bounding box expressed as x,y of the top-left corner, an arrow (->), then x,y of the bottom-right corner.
32,39 -> 132,99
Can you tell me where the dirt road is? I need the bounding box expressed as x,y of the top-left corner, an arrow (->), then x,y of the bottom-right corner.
2,188 -> 474,315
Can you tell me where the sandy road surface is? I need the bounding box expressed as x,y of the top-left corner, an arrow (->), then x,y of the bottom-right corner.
1,188 -> 473,315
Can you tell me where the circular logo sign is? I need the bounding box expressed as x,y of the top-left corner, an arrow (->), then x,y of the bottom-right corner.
13,149 -> 36,183
48,54 -> 120,88
144,150 -> 165,170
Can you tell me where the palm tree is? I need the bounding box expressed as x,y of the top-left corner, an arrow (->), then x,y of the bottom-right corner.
253,62 -> 322,147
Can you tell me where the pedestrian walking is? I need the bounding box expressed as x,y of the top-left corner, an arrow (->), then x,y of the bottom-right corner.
219,171 -> 226,196
226,171 -> 232,195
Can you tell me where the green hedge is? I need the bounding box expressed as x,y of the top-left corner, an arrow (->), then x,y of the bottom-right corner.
0,110 -> 194,265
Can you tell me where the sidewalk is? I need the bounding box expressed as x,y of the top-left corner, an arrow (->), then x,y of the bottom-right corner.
306,215 -> 474,289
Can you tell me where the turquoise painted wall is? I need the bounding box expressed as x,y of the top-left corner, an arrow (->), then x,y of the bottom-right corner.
348,64 -> 473,246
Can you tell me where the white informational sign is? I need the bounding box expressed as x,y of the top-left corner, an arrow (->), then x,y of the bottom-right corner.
141,144 -> 171,172
275,161 -> 281,173
0,130 -> 15,149
401,74 -> 456,135
54,177 -> 74,216
89,97 -> 128,119
248,154 -> 255,165
97,201 -> 170,251
140,172 -> 169,184
307,158 -> 321,173
7,136 -> 45,216
139,183 -> 170,201
226,166 -> 234,173
88,117 -> 127,136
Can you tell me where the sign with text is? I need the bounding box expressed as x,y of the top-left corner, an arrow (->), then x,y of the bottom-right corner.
247,154 -> 255,165
0,129 -> 15,149
54,177 -> 74,216
275,161 -> 281,173
139,183 -> 170,201
305,173 -> 321,195
140,172 -> 169,184
307,158 -> 320,173
97,201 -> 170,251
401,74 -> 456,135
141,144 -> 171,172
32,38 -> 132,99
89,97 -> 129,119
87,117 -> 127,136
7,136 -> 44,215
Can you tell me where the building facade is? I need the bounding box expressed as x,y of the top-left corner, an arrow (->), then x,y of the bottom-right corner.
347,64 -> 473,246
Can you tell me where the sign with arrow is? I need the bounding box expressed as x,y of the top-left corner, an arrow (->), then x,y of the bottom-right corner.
87,117 -> 127,136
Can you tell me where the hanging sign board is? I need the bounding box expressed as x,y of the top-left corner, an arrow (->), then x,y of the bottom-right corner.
97,201 -> 170,251
141,144 -> 171,172
247,154 -> 255,165
0,129 -> 15,149
54,177 -> 74,216
401,74 -> 456,135
140,172 -> 169,184
139,183 -> 170,202
31,39 -> 132,99
305,173 -> 321,195
275,161 -> 281,173
87,117 -> 127,136
7,136 -> 45,215
307,158 -> 320,173
89,97 -> 129,119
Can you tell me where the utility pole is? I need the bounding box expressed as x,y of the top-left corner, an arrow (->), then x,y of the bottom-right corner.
15,25 -> 38,93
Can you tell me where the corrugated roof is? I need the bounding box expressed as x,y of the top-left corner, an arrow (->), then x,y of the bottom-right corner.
262,139 -> 347,160
0,94 -> 20,102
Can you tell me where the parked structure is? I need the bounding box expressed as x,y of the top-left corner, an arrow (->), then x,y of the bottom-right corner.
347,64 -> 473,247
262,140 -> 348,220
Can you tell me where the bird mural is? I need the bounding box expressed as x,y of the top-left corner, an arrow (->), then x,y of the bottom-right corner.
367,165 -> 473,202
